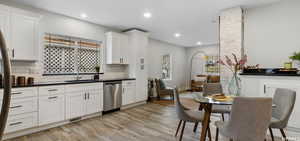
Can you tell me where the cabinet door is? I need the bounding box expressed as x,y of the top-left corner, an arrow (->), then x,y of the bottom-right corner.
65,92 -> 85,119
120,34 -> 129,64
106,32 -> 121,64
10,12 -> 38,60
122,87 -> 129,106
85,90 -> 102,115
0,7 -> 10,57
39,95 -> 65,126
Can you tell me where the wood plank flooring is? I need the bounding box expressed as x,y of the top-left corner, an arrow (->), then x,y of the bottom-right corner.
6,101 -> 280,141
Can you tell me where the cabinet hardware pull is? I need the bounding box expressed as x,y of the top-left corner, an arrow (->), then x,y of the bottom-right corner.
88,93 -> 90,99
10,105 -> 22,109
48,96 -> 58,99
84,93 -> 86,100
12,92 -> 22,95
9,122 -> 22,126
48,89 -> 58,92
12,49 -> 15,58
264,85 -> 266,94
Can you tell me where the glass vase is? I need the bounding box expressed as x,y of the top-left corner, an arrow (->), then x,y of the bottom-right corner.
228,74 -> 241,96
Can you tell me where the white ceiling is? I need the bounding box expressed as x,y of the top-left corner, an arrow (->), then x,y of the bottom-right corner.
7,0 -> 281,47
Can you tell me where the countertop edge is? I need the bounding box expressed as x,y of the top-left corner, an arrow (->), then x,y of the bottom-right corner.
240,73 -> 300,77
0,78 -> 136,89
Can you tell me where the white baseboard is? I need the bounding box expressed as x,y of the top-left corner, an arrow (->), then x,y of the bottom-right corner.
121,101 -> 147,110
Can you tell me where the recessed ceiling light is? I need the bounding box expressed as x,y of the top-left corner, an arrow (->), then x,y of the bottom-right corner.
197,41 -> 202,45
174,33 -> 181,38
143,12 -> 152,18
80,13 -> 88,18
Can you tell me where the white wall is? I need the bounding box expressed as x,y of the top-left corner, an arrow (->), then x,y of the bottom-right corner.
244,0 -> 300,68
147,39 -> 187,90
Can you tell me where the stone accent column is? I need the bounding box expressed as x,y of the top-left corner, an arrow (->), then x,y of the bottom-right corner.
219,7 -> 244,93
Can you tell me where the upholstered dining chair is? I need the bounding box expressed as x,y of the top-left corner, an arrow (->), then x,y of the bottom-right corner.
155,79 -> 175,100
193,83 -> 231,132
269,88 -> 296,141
215,97 -> 273,141
173,88 -> 211,141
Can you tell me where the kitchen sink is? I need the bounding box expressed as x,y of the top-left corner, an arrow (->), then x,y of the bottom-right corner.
65,79 -> 99,83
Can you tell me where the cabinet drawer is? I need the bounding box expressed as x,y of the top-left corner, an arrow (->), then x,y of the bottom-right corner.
9,97 -> 37,115
9,87 -> 38,99
65,83 -> 102,92
38,86 -> 65,96
5,112 -> 38,133
122,80 -> 136,86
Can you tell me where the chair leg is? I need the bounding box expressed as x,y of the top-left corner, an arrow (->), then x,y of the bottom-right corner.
193,122 -> 199,132
221,113 -> 225,121
280,128 -> 287,141
175,120 -> 182,137
269,128 -> 274,141
207,126 -> 212,141
215,128 -> 219,141
179,121 -> 186,141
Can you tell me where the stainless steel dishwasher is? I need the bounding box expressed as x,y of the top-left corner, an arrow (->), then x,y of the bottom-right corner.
103,81 -> 122,113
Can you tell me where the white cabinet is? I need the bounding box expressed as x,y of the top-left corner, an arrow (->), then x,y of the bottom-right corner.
65,91 -> 86,119
65,83 -> 103,119
105,32 -> 129,64
0,87 -> 38,133
125,30 -> 149,102
259,79 -> 300,129
38,86 -> 65,126
10,9 -> 39,61
122,80 -> 136,106
85,90 -> 102,115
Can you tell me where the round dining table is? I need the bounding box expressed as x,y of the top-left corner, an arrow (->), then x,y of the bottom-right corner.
194,96 -> 233,141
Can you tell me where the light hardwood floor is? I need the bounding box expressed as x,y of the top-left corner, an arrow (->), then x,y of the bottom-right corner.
6,101 -> 280,141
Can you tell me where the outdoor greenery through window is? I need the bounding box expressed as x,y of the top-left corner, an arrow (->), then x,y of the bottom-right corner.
43,33 -> 102,74
162,54 -> 171,80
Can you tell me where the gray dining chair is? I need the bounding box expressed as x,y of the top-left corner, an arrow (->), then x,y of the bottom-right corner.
193,83 -> 231,132
269,88 -> 296,141
215,97 -> 273,141
173,88 -> 211,141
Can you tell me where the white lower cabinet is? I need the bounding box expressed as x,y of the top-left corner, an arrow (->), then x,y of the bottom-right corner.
85,90 -> 102,115
122,80 -> 136,106
65,91 -> 86,119
1,87 -> 38,133
38,95 -> 65,126
5,112 -> 38,133
65,83 -> 103,119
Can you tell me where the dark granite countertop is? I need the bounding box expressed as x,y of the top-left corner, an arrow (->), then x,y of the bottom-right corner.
1,78 -> 136,88
240,73 -> 300,77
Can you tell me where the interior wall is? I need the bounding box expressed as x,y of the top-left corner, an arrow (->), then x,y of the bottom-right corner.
244,0 -> 300,68
147,39 -> 188,90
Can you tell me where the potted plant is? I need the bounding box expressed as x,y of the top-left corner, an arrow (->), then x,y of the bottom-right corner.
289,52 -> 300,69
94,65 -> 101,80
218,54 -> 247,96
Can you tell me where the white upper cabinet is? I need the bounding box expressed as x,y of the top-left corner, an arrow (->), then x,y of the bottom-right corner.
10,8 -> 39,61
105,32 -> 129,64
0,4 -> 40,61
